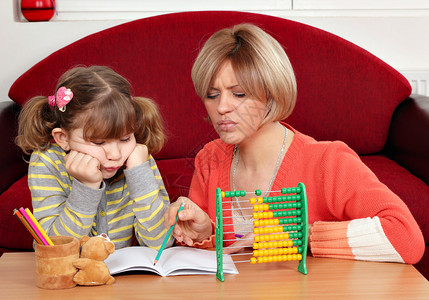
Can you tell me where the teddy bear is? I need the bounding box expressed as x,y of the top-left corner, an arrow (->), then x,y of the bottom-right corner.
73,234 -> 115,286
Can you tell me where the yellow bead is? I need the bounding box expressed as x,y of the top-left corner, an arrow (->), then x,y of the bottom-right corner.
250,197 -> 256,204
250,257 -> 257,264
268,256 -> 273,262
254,220 -> 259,227
257,197 -> 263,204
221,192 -> 225,197
253,243 -> 259,249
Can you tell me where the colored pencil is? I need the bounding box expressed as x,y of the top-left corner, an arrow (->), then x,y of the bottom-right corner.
154,202 -> 185,265
13,209 -> 43,244
18,207 -> 49,245
25,208 -> 54,246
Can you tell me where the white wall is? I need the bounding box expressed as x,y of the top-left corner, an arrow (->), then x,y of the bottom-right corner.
2,0 -> 429,102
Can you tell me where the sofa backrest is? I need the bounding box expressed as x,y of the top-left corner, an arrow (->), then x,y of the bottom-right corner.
9,11 -> 411,158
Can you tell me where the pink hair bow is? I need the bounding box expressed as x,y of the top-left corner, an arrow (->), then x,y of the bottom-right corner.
48,86 -> 73,112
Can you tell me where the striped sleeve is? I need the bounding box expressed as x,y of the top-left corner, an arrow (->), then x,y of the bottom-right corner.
124,155 -> 172,250
29,146 -> 102,239
310,217 -> 404,263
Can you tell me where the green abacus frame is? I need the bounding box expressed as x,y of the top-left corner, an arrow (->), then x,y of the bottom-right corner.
215,182 -> 309,282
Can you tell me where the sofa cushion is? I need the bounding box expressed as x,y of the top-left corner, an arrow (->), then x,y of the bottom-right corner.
361,155 -> 429,242
0,175 -> 33,251
8,11 -> 411,157
156,157 -> 195,202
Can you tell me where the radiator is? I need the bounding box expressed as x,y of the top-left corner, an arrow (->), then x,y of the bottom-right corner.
402,71 -> 429,96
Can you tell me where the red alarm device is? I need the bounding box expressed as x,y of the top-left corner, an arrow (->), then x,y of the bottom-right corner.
21,0 -> 56,22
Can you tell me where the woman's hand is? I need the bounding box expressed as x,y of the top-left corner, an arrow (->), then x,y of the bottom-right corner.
126,143 -> 149,169
164,197 -> 213,246
64,150 -> 102,189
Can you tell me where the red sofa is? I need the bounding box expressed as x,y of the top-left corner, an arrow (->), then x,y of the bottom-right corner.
1,11 -> 428,278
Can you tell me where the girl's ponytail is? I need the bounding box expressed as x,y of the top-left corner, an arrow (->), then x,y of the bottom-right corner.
16,96 -> 57,155
133,97 -> 165,154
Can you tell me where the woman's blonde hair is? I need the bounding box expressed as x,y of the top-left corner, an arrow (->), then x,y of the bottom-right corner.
16,65 -> 165,155
191,23 -> 297,123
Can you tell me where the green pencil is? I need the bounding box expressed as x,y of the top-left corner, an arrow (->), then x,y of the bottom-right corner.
154,202 -> 185,265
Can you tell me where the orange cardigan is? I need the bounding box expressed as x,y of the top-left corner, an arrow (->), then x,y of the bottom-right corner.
188,124 -> 424,264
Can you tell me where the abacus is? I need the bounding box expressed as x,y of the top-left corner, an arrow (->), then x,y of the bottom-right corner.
215,182 -> 308,282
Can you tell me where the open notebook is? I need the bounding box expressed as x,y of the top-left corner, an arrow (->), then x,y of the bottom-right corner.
105,246 -> 239,277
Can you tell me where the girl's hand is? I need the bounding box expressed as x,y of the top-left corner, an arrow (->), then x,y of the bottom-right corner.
164,197 -> 213,246
126,143 -> 149,169
64,150 -> 103,189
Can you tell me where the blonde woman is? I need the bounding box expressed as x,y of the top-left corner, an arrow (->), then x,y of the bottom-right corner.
165,24 -> 424,264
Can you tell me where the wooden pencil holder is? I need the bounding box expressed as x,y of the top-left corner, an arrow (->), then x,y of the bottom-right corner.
35,236 -> 80,289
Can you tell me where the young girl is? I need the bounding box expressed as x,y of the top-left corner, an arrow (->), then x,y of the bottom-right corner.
165,24 -> 425,264
16,65 -> 173,250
